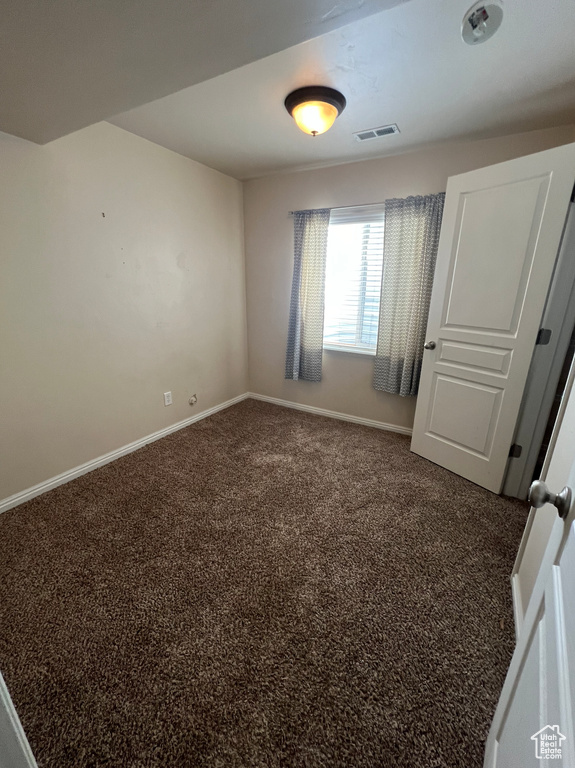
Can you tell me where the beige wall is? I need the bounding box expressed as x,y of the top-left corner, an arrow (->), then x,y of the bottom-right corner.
244,125 -> 575,430
0,122 -> 248,500
4,122 -> 575,503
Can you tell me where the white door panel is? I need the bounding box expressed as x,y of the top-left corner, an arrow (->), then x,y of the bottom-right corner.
412,142 -> 575,493
487,526 -> 575,767
437,341 -> 512,375
485,360 -> 575,767
444,177 -> 547,333
427,374 -> 502,455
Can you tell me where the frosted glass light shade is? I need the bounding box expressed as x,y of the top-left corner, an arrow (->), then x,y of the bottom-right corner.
292,101 -> 338,136
285,86 -> 346,137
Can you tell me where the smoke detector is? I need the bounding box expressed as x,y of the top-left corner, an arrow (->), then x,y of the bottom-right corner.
462,1 -> 503,45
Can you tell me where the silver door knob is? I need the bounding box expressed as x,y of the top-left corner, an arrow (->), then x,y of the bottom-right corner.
528,480 -> 572,519
424,341 -> 436,350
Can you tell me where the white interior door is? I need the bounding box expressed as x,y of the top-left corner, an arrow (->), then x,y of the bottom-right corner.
411,143 -> 575,493
484,359 -> 575,768
511,301 -> 575,635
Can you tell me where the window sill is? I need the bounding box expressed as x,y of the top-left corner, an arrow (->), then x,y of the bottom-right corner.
323,344 -> 376,357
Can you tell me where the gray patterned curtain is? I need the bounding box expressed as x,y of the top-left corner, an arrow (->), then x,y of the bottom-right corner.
373,193 -> 445,397
285,209 -> 331,381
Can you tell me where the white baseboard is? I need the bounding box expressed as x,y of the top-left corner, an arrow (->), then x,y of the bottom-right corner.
0,393 -> 249,515
247,392 -> 413,436
1,391 -> 411,515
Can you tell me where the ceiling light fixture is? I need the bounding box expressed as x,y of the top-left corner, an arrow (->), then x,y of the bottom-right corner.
284,86 -> 346,137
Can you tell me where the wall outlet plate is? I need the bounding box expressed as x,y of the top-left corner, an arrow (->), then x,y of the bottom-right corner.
164,391 -> 172,406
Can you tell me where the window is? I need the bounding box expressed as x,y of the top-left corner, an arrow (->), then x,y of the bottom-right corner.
323,204 -> 385,355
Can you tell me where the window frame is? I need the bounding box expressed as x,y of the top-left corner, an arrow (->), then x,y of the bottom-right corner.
322,203 -> 385,356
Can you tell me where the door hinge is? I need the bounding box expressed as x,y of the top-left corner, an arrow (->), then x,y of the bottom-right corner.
509,443 -> 523,458
536,328 -> 552,346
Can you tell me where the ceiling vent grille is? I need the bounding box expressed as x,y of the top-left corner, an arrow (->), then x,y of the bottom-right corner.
353,124 -> 400,142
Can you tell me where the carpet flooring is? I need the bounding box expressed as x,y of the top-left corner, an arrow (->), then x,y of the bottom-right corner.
0,399 -> 528,767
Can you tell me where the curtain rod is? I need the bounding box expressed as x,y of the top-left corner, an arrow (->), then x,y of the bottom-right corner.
287,193 -> 444,215
288,201 -> 386,216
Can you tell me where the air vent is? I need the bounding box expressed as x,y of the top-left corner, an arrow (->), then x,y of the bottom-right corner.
353,124 -> 400,142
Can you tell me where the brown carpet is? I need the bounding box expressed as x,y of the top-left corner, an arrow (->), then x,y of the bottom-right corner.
0,399 -> 527,768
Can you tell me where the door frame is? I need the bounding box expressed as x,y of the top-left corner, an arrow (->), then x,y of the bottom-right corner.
503,201 -> 575,501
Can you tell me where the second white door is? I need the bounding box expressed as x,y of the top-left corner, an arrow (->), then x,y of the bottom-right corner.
484,356 -> 575,767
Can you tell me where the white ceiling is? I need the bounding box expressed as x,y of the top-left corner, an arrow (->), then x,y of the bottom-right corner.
0,0 -> 408,143
108,0 -> 575,179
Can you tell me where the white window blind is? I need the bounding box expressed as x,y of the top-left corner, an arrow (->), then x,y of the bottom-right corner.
323,204 -> 385,354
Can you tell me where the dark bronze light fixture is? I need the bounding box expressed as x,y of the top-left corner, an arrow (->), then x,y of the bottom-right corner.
284,86 -> 346,136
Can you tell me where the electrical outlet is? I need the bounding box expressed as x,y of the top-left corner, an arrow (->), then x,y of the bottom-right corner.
164,391 -> 172,406
189,394 -> 197,406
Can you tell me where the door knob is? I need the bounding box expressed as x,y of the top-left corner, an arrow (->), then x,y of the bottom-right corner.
424,341 -> 436,350
528,480 -> 572,519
